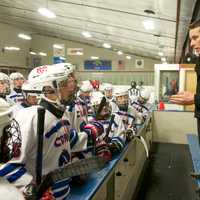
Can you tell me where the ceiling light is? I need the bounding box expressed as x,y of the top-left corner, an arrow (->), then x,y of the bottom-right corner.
143,20 -> 155,30
126,55 -> 131,59
161,57 -> 166,62
158,52 -> 164,56
18,33 -> 32,40
91,56 -> 99,60
39,52 -> 47,56
59,56 -> 66,60
76,51 -> 83,55
117,50 -> 123,55
81,31 -> 92,38
30,51 -> 37,55
38,7 -> 56,18
4,46 -> 20,51
102,43 -> 111,49
53,44 -> 63,49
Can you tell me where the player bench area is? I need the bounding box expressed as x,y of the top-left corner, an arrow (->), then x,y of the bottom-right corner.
66,114 -> 153,200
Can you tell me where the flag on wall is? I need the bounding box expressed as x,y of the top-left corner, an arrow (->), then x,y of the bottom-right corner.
118,60 -> 125,70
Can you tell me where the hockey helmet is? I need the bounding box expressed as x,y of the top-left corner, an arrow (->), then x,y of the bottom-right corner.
28,63 -> 75,92
9,72 -> 24,81
0,72 -> 10,96
140,89 -> 151,100
113,87 -> 129,111
80,81 -> 93,93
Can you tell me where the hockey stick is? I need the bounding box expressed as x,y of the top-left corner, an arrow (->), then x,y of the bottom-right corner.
95,96 -> 107,120
37,156 -> 107,198
104,114 -> 115,143
36,107 -> 45,186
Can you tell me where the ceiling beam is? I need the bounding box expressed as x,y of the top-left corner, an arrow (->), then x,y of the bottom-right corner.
0,20 -> 160,61
51,0 -> 176,23
0,3 -> 175,39
0,13 -> 174,49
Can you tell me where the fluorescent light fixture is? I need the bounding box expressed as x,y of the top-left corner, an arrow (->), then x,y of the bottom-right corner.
117,50 -> 123,55
18,33 -> 32,40
39,52 -> 47,56
53,44 -> 63,49
81,31 -> 92,38
59,56 -> 66,60
143,20 -> 155,30
30,51 -> 37,55
102,43 -> 111,49
91,56 -> 99,60
158,52 -> 164,56
161,57 -> 166,62
76,51 -> 83,55
38,7 -> 56,18
126,55 -> 131,59
4,46 -> 20,51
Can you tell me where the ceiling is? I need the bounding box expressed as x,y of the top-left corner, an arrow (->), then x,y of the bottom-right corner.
0,0 -> 197,62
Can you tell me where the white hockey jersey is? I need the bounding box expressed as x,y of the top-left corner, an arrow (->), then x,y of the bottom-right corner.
89,113 -> 127,153
131,100 -> 150,121
0,98 -> 90,200
6,89 -> 24,104
114,105 -> 143,134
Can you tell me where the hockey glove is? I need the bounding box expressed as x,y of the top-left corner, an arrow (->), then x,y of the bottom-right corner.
95,140 -> 112,162
84,121 -> 104,140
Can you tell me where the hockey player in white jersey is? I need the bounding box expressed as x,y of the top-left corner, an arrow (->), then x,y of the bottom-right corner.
7,72 -> 25,104
89,91 -> 129,156
0,98 -> 25,200
68,80 -> 93,131
131,88 -> 151,121
0,64 -> 104,200
0,72 -> 10,100
102,83 -> 114,102
113,87 -> 143,133
12,81 -> 41,116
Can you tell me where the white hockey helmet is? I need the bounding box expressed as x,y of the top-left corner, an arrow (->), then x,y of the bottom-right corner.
113,87 -> 129,111
140,88 -> 151,100
0,72 -> 9,82
90,91 -> 104,106
113,87 -> 129,97
103,83 -> 113,91
80,81 -> 93,93
22,81 -> 41,97
28,63 -> 75,92
0,72 -> 10,95
9,72 -> 24,81
0,98 -> 12,138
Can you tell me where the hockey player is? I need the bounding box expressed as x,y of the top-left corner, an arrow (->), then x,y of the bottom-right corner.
0,98 -> 25,200
0,64 -> 104,200
103,83 -> 114,102
113,87 -> 143,133
12,81 -> 41,116
73,80 -> 93,128
0,72 -> 10,100
131,88 -> 151,121
7,72 -> 25,104
89,91 -> 129,155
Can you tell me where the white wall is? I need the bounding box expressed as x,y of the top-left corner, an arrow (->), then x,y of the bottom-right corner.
0,22 -> 161,84
30,34 -> 160,71
153,111 -> 197,144
0,23 -> 31,67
